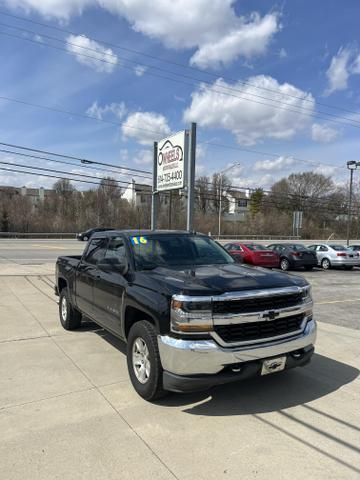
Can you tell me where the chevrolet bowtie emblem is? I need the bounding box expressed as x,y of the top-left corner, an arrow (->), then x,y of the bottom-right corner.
260,310 -> 279,320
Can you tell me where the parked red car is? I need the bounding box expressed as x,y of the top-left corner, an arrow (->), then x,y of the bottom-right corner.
224,242 -> 280,268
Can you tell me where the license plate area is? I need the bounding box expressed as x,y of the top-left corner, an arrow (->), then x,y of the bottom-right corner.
261,356 -> 287,375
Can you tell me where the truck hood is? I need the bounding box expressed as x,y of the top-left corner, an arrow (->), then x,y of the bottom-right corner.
133,263 -> 307,297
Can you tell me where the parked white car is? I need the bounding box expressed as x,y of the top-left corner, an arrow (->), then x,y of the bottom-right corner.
308,244 -> 359,270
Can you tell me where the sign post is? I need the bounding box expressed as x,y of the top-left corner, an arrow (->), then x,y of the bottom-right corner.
292,211 -> 303,237
151,142 -> 158,230
186,123 -> 196,232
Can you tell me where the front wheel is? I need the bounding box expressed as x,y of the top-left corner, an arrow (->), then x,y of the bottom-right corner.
280,258 -> 290,271
127,321 -> 167,401
59,288 -> 82,330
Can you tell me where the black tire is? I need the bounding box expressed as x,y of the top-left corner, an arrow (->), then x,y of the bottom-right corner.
127,321 -> 167,401
304,266 -> 313,271
280,258 -> 290,271
321,258 -> 331,270
59,287 -> 82,330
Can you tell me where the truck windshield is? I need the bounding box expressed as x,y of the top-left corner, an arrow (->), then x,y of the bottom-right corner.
130,235 -> 234,270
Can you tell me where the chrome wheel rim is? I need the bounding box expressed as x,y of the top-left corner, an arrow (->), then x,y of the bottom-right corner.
322,259 -> 330,269
61,296 -> 67,322
132,337 -> 151,384
280,260 -> 288,270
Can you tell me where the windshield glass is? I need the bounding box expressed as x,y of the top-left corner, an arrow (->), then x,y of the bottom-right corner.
244,244 -> 268,251
329,244 -> 348,251
130,234 -> 234,269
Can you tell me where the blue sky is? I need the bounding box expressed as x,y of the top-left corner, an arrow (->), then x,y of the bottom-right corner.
1,0 -> 360,190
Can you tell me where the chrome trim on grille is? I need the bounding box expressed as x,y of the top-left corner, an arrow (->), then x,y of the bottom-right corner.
213,301 -> 313,325
172,285 -> 307,304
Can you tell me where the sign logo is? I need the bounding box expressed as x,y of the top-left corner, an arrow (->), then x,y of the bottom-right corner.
158,140 -> 183,167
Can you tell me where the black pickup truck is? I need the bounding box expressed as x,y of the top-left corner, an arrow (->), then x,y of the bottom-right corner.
55,230 -> 316,401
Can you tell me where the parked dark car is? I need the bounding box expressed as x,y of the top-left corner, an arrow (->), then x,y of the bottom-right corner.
56,230 -> 316,401
77,227 -> 115,241
224,242 -> 280,268
267,243 -> 318,271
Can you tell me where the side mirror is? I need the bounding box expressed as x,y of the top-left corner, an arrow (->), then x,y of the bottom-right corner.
98,257 -> 128,275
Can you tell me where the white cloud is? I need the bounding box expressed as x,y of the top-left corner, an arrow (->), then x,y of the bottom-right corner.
311,123 -> 339,143
324,46 -> 360,95
313,165 -> 337,176
121,111 -> 171,145
189,12 -> 279,69
8,1 -> 280,69
184,75 -> 315,145
5,0 -> 92,20
325,47 -> 352,95
133,149 -> 152,165
134,65 -> 147,77
279,47 -> 287,58
254,156 -> 295,171
86,101 -> 127,120
66,34 -> 118,73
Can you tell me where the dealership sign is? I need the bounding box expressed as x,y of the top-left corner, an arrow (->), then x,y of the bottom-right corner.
156,131 -> 186,191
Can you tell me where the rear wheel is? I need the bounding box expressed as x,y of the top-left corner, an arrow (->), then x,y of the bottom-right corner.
59,288 -> 82,330
321,258 -> 331,270
280,258 -> 290,271
127,321 -> 167,401
83,235 -> 89,241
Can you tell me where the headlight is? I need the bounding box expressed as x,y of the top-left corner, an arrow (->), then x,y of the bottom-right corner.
171,297 -> 213,333
302,285 -> 312,304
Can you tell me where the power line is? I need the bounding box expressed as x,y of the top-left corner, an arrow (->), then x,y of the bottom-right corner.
0,148 -> 152,181
0,93 -> 168,139
2,28 -> 360,130
1,9 -> 359,119
201,141 -> 344,172
0,142 -> 152,176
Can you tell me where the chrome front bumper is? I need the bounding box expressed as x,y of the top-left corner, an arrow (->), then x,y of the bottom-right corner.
158,319 -> 317,376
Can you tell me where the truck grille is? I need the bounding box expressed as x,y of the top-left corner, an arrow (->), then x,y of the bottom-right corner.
214,314 -> 304,343
213,292 -> 303,315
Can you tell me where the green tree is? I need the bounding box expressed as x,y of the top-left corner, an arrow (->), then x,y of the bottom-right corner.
249,188 -> 264,217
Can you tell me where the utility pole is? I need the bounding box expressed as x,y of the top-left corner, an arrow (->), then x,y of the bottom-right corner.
346,161 -> 360,246
186,123 -> 196,232
151,142 -> 158,230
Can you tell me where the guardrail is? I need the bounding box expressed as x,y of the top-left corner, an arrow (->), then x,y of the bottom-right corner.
0,232 -> 77,239
215,235 -> 301,240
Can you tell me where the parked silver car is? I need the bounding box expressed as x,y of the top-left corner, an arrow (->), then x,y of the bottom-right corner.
308,244 -> 359,270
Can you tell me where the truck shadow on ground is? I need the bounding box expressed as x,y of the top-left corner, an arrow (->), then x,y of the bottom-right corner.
164,354 -> 360,417
85,322 -> 359,417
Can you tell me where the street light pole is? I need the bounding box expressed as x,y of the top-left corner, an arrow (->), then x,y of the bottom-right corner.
346,161 -> 360,246
217,162 -> 241,238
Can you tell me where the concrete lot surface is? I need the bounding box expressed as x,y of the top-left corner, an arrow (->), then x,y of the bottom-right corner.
0,277 -> 359,480
0,241 -> 359,479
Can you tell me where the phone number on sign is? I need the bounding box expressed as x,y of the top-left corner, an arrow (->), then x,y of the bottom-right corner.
158,170 -> 183,184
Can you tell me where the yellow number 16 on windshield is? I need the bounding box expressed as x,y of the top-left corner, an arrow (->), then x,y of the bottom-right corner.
131,236 -> 148,245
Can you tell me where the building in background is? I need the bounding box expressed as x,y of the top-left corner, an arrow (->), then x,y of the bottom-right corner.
223,189 -> 250,222
0,186 -> 53,207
